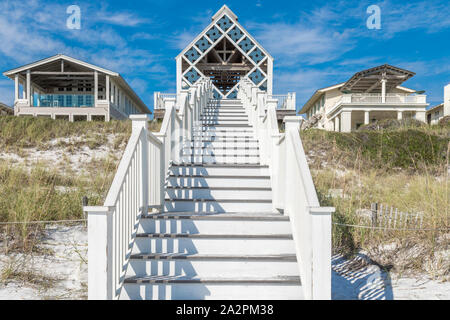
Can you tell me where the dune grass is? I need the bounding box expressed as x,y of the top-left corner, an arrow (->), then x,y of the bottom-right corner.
0,116 -> 163,252
301,126 -> 449,277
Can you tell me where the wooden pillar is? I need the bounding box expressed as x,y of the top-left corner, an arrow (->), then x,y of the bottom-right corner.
364,111 -> 370,125
341,111 -> 352,132
26,70 -> 31,106
14,74 -> 19,101
105,75 -> 110,103
94,71 -> 98,106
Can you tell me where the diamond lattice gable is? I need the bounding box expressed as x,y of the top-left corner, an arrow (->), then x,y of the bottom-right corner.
176,5 -> 273,98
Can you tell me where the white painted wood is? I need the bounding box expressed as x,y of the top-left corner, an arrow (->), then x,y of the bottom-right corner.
121,282 -> 303,300
138,219 -> 290,234
164,200 -> 273,213
133,237 -> 295,255
127,259 -> 299,277
239,79 -> 334,299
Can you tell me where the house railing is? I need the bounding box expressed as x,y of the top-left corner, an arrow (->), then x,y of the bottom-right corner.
153,92 -> 178,110
343,93 -> 427,104
268,93 -> 296,110
239,78 -> 334,300
84,78 -> 212,300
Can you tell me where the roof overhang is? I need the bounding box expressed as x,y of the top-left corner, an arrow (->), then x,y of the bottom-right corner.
298,83 -> 345,114
3,54 -> 118,78
426,103 -> 443,112
3,54 -> 151,114
340,64 -> 415,93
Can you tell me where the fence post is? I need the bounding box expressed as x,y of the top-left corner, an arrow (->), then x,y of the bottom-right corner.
371,203 -> 378,227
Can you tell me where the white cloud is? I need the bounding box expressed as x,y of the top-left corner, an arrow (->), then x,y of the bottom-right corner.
168,30 -> 198,50
0,0 -> 170,105
96,12 -> 149,27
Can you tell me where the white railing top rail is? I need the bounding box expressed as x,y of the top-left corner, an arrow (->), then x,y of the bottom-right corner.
238,78 -> 333,300
104,126 -> 144,207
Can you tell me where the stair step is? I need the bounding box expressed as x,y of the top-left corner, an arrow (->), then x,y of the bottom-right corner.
138,215 -> 289,234
202,124 -> 252,127
166,187 -> 271,200
129,253 -> 296,261
164,198 -> 273,213
181,148 -> 260,156
133,236 -> 295,255
121,276 -> 303,300
183,156 -> 260,164
126,254 -> 299,277
167,174 -> 271,188
124,275 -> 300,284
142,211 -> 287,221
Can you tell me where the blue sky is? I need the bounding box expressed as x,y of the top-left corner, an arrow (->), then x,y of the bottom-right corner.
0,0 -> 449,112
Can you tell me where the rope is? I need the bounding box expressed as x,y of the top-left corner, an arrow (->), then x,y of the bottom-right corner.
0,219 -> 86,225
332,222 -> 449,232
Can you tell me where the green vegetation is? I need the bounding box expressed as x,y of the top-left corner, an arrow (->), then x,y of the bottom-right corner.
301,126 -> 449,277
0,116 -> 132,151
301,126 -> 449,173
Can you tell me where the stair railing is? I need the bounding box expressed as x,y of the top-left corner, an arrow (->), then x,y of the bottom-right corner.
84,77 -> 213,300
238,78 -> 334,300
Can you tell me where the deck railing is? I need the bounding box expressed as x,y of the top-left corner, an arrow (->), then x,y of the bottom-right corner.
84,78 -> 212,299
268,93 -> 296,110
239,78 -> 334,300
153,92 -> 178,110
344,93 -> 427,104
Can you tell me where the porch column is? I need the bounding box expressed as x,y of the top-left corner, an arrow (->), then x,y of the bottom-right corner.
341,111 -> 352,132
381,79 -> 386,103
364,111 -> 370,125
14,74 -> 19,101
397,111 -> 403,120
94,71 -> 98,106
334,116 -> 340,132
105,75 -> 110,103
415,110 -> 426,123
26,70 -> 31,106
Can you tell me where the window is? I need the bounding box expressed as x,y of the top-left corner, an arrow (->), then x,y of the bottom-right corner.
85,95 -> 93,106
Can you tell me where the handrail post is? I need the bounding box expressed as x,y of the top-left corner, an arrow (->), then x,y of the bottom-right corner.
283,116 -> 304,216
309,206 -> 333,300
84,206 -> 114,300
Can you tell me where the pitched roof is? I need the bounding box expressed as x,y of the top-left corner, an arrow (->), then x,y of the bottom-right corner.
340,64 -> 415,93
176,5 -> 273,61
298,64 -> 418,114
3,54 -> 119,77
2,54 -> 151,114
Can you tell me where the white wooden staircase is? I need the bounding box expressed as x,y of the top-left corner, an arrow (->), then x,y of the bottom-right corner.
85,78 -> 333,300
120,99 -> 302,299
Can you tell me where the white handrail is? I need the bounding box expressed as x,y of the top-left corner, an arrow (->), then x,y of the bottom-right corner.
239,78 -> 334,300
85,77 -> 213,300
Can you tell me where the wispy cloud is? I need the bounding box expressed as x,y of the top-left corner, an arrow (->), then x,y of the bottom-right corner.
96,11 -> 150,27
167,30 -> 198,50
0,0 -> 169,106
